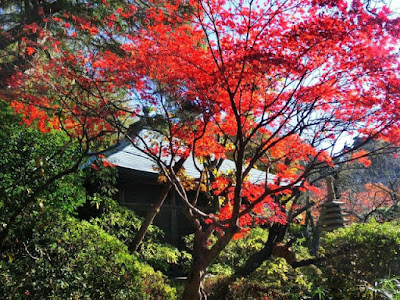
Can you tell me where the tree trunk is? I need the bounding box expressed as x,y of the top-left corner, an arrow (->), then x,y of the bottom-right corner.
128,157 -> 185,253
182,227 -> 209,300
129,184 -> 171,253
182,259 -> 207,300
235,224 -> 287,277
181,223 -> 237,299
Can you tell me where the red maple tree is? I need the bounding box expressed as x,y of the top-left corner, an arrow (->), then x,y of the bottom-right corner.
342,182 -> 398,222
5,0 -> 400,298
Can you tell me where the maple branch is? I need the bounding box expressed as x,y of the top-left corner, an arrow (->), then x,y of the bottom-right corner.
290,245 -> 351,268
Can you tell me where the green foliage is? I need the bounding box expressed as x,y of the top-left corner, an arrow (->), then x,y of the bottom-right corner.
368,277 -> 400,300
0,210 -> 176,299
205,257 -> 321,300
312,286 -> 329,300
0,103 -> 178,299
84,158 -> 119,199
202,228 -> 322,299
139,242 -> 183,272
90,201 -> 185,272
0,102 -> 86,238
322,221 -> 400,299
240,258 -> 317,299
227,277 -> 272,300
183,228 -> 271,276
198,228 -> 270,276
0,102 -> 73,248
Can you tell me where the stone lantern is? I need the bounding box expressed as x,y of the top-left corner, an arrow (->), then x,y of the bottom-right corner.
319,176 -> 347,232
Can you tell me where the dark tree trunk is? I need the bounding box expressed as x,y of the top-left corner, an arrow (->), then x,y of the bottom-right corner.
129,158 -> 186,252
182,259 -> 207,300
235,224 -> 287,277
182,225 -> 236,300
129,184 -> 171,252
182,228 -> 209,300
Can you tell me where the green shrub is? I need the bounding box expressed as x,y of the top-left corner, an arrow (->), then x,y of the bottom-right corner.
236,258 -> 318,299
205,256 -> 322,300
0,102 -> 87,220
90,200 -> 188,273
322,220 -> 400,299
0,211 -> 176,299
193,227 -> 270,276
0,103 -> 177,299
203,227 -> 321,299
368,276 -> 400,300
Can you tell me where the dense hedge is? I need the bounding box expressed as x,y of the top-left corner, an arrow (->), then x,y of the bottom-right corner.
322,220 -> 400,299
203,221 -> 400,299
0,211 -> 176,299
203,228 -> 320,300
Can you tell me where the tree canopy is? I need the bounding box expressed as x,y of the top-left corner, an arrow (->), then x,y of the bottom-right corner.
3,0 -> 400,298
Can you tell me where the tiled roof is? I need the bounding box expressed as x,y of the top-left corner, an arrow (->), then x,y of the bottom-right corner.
106,140 -> 271,184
